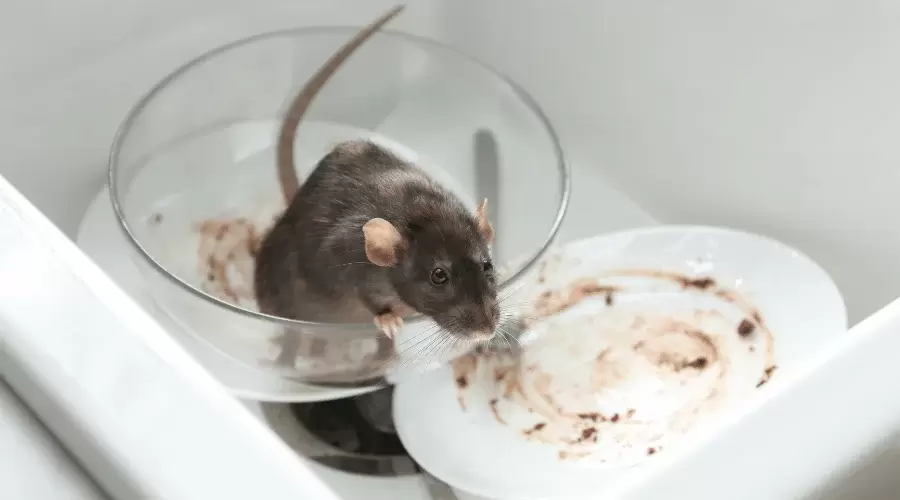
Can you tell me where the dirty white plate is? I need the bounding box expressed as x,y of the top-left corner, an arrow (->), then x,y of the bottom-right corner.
393,226 -> 847,500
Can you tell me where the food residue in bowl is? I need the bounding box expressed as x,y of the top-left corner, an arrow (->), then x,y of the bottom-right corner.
195,217 -> 263,308
183,212 -> 389,380
451,267 -> 776,465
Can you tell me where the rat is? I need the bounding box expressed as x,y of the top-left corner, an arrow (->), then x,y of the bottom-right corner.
253,4 -> 500,344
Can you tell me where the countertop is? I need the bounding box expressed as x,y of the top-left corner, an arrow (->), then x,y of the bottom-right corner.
0,380 -> 107,500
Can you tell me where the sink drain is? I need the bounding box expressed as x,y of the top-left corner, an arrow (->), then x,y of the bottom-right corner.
260,387 -> 421,476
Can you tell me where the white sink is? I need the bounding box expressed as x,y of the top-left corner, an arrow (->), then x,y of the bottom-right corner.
7,1 -> 900,499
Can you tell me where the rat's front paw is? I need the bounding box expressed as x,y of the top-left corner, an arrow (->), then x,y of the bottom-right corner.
374,311 -> 403,339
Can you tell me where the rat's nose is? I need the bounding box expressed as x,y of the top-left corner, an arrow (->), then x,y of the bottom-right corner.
471,327 -> 495,342
483,300 -> 499,327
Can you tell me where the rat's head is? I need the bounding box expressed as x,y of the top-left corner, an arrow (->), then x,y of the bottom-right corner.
362,198 -> 499,341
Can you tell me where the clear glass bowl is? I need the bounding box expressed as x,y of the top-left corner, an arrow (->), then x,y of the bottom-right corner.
109,26 -> 569,389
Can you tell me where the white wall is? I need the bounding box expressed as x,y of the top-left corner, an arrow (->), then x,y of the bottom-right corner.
4,0 -> 899,323
442,0 -> 900,324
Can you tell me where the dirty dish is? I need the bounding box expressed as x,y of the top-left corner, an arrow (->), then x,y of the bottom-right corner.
393,226 -> 846,500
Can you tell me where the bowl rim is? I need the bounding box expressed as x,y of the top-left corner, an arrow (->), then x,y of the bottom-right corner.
107,25 -> 571,332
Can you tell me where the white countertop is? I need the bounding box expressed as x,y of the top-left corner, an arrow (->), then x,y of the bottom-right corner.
0,380 -> 107,500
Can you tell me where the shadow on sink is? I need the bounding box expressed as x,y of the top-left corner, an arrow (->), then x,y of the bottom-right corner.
807,436 -> 900,500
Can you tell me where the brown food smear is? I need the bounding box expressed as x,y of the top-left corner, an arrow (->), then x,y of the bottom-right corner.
686,356 -> 709,369
451,266 -> 777,461
678,277 -> 716,290
533,279 -> 620,318
756,365 -> 778,388
196,218 -> 264,303
489,398 -> 506,425
558,450 -> 590,461
524,422 -> 547,436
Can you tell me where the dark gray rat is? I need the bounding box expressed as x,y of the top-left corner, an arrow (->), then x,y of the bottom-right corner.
254,5 -> 500,342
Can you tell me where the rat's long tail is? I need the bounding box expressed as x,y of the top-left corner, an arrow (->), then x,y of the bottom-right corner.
277,5 -> 406,203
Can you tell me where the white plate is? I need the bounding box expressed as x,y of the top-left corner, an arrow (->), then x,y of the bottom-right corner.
393,226 -> 847,500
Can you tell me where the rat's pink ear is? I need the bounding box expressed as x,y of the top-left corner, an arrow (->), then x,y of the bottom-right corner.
475,198 -> 494,243
363,218 -> 406,267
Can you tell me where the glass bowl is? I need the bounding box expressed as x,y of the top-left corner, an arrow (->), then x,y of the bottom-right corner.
109,26 -> 569,389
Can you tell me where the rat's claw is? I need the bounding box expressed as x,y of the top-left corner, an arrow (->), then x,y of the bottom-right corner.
374,312 -> 403,339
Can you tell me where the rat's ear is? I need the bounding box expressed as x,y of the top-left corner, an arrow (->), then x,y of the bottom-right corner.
475,198 -> 494,243
363,218 -> 407,267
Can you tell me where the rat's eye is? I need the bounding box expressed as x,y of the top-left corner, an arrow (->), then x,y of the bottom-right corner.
483,260 -> 493,272
430,267 -> 449,285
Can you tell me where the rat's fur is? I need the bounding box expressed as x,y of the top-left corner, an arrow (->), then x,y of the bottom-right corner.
255,139 -> 499,338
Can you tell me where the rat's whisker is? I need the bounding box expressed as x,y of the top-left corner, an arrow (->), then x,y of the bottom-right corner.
497,331 -> 512,351
396,329 -> 442,361
421,336 -> 455,377
400,330 -> 449,369
391,322 -> 443,348
498,325 -> 521,345
498,282 -> 530,302
379,327 -> 443,370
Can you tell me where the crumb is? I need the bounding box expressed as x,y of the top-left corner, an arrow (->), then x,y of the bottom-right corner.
678,277 -> 716,290
627,408 -> 636,418
455,375 -> 468,389
524,422 -> 547,436
687,356 -> 708,369
214,224 -> 228,242
647,447 -> 657,455
578,412 -> 603,422
605,291 -> 614,306
737,319 -> 756,337
611,413 -> 620,423
581,427 -> 597,440
149,213 -> 163,225
489,398 -> 506,425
